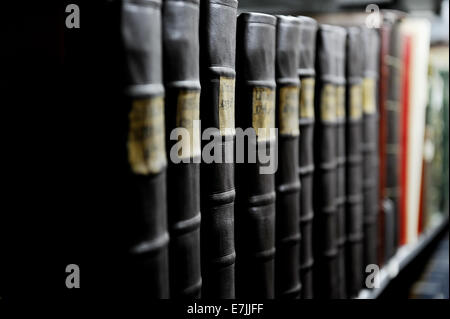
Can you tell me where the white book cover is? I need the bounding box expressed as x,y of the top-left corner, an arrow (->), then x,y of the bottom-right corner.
399,18 -> 431,244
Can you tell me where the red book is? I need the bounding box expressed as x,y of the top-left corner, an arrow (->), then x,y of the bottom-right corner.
399,35 -> 411,246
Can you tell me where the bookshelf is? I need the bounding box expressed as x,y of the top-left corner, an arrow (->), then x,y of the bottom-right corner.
357,214 -> 449,299
237,0 -> 440,14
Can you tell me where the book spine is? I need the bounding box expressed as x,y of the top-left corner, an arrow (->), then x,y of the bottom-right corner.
361,27 -> 380,269
313,25 -> 339,299
377,18 -> 391,266
400,19 -> 430,244
297,16 -> 317,299
335,27 -> 347,299
121,0 -> 169,298
199,0 -> 238,299
274,16 -> 302,299
235,12 -> 277,299
345,27 -> 364,298
162,0 -> 202,298
386,18 -> 403,252
399,34 -> 412,245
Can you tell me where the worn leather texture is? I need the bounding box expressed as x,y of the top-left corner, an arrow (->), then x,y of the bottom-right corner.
361,26 -> 380,270
121,0 -> 169,298
385,13 -> 405,255
274,15 -> 302,299
335,26 -> 347,299
235,12 -> 277,299
313,24 -> 340,299
345,26 -> 364,298
377,13 -> 391,266
163,0 -> 202,299
199,0 -> 238,299
297,16 -> 317,299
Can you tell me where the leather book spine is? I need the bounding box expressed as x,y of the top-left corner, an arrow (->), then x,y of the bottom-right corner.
345,26 -> 364,298
361,27 -> 380,269
297,16 -> 317,299
121,0 -> 169,298
274,15 -> 302,299
235,12 -> 277,299
377,13 -> 393,266
385,16 -> 404,253
334,27 -> 348,299
199,0 -> 238,299
162,0 -> 201,298
313,25 -> 339,299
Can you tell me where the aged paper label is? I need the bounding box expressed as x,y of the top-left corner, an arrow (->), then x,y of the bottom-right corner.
279,86 -> 300,136
336,85 -> 346,119
128,96 -> 167,175
320,84 -> 336,122
252,87 -> 275,141
219,77 -> 236,136
176,90 -> 201,159
350,84 -> 363,120
363,78 -> 376,114
299,77 -> 315,119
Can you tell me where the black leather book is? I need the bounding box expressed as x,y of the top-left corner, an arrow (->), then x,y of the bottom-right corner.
274,15 -> 301,299
345,26 -> 364,298
361,26 -> 380,270
334,26 -> 347,299
312,24 -> 339,299
162,0 -> 201,298
385,12 -> 405,254
121,0 -> 169,298
235,12 -> 277,299
378,10 -> 405,265
199,0 -> 238,299
378,12 -> 392,267
297,16 -> 317,299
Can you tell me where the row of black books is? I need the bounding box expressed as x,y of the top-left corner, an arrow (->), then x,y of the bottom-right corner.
119,0 -> 382,299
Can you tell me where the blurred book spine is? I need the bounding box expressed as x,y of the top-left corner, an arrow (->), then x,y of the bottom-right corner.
163,0 -> 202,298
361,26 -> 380,270
313,24 -> 340,299
121,0 -> 170,298
235,12 -> 277,299
335,27 -> 348,299
199,0 -> 238,299
345,26 -> 364,298
297,16 -> 318,299
399,18 -> 431,245
274,15 -> 302,299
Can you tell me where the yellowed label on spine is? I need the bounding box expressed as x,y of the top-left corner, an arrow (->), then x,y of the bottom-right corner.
350,84 -> 363,119
320,84 -> 336,122
299,77 -> 315,119
362,78 -> 376,114
218,77 -> 235,136
176,90 -> 201,159
279,86 -> 300,136
252,87 -> 275,141
128,96 -> 167,175
336,85 -> 346,119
